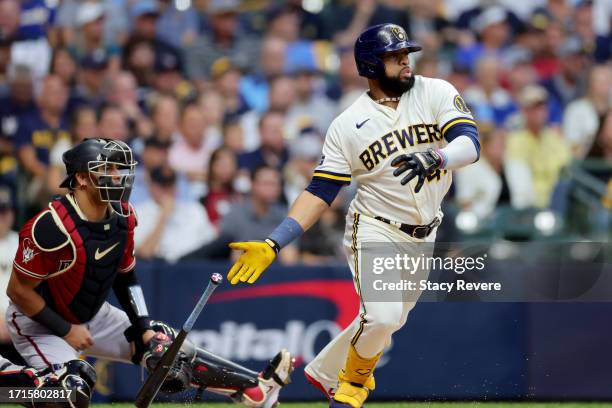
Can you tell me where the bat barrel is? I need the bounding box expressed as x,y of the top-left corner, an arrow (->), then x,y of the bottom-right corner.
183,273 -> 223,331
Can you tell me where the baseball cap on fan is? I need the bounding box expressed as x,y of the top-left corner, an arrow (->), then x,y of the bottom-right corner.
518,85 -> 548,108
132,0 -> 160,18
208,0 -> 240,14
76,2 -> 105,27
473,6 -> 507,33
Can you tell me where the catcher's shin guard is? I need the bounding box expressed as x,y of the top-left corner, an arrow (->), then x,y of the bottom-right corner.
188,346 -> 259,391
332,345 -> 381,408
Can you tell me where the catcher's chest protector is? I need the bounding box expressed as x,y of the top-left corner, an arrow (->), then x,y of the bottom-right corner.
38,196 -> 133,323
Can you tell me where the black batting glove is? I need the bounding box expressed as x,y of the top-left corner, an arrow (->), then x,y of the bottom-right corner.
391,148 -> 444,193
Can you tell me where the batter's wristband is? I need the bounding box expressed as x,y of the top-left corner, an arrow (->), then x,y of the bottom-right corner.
31,306 -> 72,337
268,217 -> 304,248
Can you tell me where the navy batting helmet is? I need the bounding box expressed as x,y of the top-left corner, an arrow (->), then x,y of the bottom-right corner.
354,24 -> 422,79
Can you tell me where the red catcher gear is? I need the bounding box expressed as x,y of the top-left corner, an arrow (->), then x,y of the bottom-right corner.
12,195 -> 137,323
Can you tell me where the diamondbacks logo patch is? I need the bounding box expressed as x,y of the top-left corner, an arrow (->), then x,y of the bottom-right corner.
22,238 -> 37,263
453,95 -> 471,114
390,26 -> 406,41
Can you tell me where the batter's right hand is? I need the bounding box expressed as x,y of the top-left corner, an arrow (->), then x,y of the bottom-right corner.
64,325 -> 94,351
227,241 -> 278,285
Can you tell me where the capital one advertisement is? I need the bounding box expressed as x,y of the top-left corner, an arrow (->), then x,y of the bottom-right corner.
100,260 -> 612,401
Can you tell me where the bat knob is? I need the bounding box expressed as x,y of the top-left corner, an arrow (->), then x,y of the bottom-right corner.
211,273 -> 223,285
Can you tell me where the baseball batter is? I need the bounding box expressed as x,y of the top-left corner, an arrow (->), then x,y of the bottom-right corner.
3,138 -> 294,407
227,24 -> 480,408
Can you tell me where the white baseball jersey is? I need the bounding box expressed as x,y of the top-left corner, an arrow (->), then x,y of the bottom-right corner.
313,75 -> 475,225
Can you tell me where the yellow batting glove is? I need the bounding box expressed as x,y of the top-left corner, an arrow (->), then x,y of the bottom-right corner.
227,239 -> 279,285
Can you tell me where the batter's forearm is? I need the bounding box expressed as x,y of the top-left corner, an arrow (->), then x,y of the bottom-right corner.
438,135 -> 480,170
288,191 -> 329,232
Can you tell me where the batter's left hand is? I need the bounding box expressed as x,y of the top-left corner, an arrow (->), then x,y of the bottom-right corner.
391,149 -> 443,193
227,241 -> 278,284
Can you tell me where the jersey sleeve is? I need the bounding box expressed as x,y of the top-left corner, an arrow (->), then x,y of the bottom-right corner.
312,122 -> 352,185
118,206 -> 137,273
13,217 -> 64,281
431,79 -> 477,141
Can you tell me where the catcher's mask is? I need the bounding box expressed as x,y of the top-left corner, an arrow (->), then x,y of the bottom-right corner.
60,138 -> 137,217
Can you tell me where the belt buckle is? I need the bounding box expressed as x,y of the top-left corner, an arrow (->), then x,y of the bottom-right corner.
411,225 -> 428,239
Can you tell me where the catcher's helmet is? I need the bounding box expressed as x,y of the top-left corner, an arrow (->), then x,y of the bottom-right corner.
60,138 -> 137,216
354,24 -> 422,79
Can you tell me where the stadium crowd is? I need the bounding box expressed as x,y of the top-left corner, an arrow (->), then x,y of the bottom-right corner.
0,0 -> 610,274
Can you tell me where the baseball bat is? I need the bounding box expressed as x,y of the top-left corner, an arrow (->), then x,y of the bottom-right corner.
134,273 -> 223,408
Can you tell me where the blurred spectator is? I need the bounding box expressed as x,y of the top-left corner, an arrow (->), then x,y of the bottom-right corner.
67,2 -> 121,72
9,0 -> 58,81
563,64 -> 612,158
299,193 -> 346,265
130,135 -> 190,205
0,39 -> 11,83
50,48 -> 78,88
318,0 -> 409,48
405,0 -> 451,54
123,39 -> 155,88
504,85 -> 571,209
150,94 -> 180,143
156,0 -> 199,48
222,165 -> 297,264
15,75 -> 69,211
455,128 -> 510,218
454,1 -> 523,40
47,105 -> 97,195
168,103 -> 211,184
56,0 -> 129,49
98,104 -> 129,142
198,90 -> 225,150
284,133 -> 323,204
0,65 -> 36,143
210,57 -> 250,116
287,67 -> 336,135
331,47 -> 368,111
123,0 -> 182,85
238,110 -> 289,174
201,146 -> 238,228
455,6 -> 512,72
586,110 -> 612,160
0,188 -> 21,364
222,116 -> 245,153
240,75 -> 298,150
240,36 -> 288,113
107,71 -> 152,139
464,56 -> 515,126
541,37 -> 590,108
153,48 -> 196,103
266,5 -> 302,43
76,48 -> 111,109
134,165 -> 216,263
0,0 -> 20,42
573,1 -> 597,54
185,0 -> 259,81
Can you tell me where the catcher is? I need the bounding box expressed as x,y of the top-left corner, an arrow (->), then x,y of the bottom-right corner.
3,138 -> 293,407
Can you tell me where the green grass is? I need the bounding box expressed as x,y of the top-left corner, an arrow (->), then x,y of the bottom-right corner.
7,404 -> 612,408
64,403 -> 612,407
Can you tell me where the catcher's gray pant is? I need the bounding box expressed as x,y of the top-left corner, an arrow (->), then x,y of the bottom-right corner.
6,301 -> 132,370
